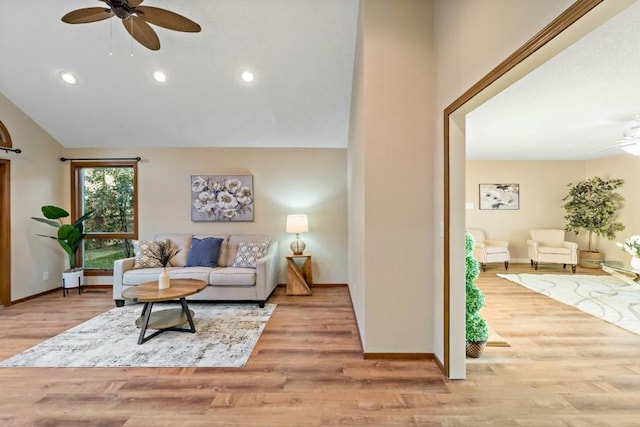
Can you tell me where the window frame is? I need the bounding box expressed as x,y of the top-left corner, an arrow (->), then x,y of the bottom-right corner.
71,160 -> 138,276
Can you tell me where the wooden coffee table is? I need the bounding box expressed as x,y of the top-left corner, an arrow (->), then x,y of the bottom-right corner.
121,279 -> 207,344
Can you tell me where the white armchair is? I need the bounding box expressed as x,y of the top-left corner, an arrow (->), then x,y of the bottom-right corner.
466,228 -> 510,271
527,229 -> 578,273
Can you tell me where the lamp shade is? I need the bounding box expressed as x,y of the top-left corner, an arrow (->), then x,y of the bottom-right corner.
286,214 -> 308,233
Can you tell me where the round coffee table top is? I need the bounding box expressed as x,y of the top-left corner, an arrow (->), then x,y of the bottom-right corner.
121,278 -> 207,302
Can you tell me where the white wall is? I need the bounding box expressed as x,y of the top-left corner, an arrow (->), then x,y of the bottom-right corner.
0,93 -> 66,301
63,147 -> 348,285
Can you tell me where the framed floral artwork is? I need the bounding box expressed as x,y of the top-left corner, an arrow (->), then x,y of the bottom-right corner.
479,183 -> 519,210
191,175 -> 254,222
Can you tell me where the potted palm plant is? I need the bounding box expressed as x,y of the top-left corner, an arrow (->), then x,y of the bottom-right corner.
31,205 -> 95,291
562,176 -> 625,268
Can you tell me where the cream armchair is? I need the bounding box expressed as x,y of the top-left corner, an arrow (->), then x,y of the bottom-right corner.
527,229 -> 578,273
466,228 -> 510,271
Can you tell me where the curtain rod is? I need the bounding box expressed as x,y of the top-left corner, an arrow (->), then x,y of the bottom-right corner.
60,157 -> 141,162
1,147 -> 21,154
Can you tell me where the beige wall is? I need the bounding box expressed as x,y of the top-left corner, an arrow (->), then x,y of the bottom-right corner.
349,0 -> 434,353
347,0 -> 367,341
466,160 -> 586,260
63,147 -> 348,285
466,156 -> 639,264
0,93 -> 66,301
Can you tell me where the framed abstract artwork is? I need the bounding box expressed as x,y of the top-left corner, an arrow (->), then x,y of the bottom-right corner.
191,175 -> 254,222
479,183 -> 519,210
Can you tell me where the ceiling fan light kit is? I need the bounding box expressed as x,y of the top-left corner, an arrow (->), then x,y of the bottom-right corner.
61,0 -> 201,51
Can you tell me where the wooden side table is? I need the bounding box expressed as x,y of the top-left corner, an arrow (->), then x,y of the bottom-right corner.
286,254 -> 313,295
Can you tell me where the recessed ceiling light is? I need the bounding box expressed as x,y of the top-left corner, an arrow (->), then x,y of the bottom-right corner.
60,72 -> 77,85
153,71 -> 167,83
241,71 -> 254,83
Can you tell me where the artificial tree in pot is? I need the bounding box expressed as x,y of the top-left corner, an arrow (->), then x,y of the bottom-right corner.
465,231 -> 489,358
562,176 -> 625,268
31,205 -> 95,289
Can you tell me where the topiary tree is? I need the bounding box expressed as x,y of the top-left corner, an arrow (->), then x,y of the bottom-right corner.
562,176 -> 625,253
465,231 -> 488,357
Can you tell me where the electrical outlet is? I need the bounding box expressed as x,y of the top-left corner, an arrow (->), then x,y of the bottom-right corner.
43,272 -> 49,281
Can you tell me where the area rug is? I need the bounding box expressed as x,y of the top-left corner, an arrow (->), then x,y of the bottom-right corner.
498,273 -> 640,335
0,303 -> 275,368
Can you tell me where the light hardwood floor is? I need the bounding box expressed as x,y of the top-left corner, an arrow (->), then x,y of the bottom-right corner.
1,265 -> 639,426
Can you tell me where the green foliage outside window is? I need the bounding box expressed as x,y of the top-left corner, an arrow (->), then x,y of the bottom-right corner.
82,167 -> 135,269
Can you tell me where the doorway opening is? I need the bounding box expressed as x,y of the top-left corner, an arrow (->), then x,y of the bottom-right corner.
442,0 -> 634,378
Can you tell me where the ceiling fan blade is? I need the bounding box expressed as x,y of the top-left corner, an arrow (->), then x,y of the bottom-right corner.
135,6 -> 202,32
122,16 -> 160,51
127,0 -> 145,6
62,7 -> 114,24
588,141 -> 636,155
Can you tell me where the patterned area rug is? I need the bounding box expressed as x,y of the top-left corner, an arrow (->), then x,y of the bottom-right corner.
0,303 -> 275,368
498,273 -> 640,335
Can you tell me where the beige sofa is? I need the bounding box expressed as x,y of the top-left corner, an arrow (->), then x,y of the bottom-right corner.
113,233 -> 279,307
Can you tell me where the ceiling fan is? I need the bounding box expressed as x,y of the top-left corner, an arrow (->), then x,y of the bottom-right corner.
589,113 -> 640,156
61,0 -> 201,51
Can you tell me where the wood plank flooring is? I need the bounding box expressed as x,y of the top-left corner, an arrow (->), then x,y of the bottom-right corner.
1,266 -> 640,426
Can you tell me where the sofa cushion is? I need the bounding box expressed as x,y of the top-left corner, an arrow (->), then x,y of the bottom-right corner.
539,246 -> 572,255
186,237 -> 224,268
133,240 -> 165,269
232,241 -> 270,268
210,268 -> 256,286
155,233 -> 193,267
123,266 -> 214,286
226,234 -> 271,266
194,234 -> 230,267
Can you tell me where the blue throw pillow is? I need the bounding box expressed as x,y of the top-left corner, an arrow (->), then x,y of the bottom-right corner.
186,237 -> 224,268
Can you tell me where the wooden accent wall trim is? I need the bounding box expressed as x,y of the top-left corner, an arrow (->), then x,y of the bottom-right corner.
0,160 -> 10,306
442,0 -> 603,377
363,353 -> 435,360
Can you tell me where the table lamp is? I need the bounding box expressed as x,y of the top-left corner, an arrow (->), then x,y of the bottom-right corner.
286,214 -> 308,255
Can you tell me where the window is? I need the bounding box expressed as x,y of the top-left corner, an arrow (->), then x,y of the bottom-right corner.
71,161 -> 138,274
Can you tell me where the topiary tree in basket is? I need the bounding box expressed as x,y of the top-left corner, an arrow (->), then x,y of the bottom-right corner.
465,231 -> 489,358
562,176 -> 625,268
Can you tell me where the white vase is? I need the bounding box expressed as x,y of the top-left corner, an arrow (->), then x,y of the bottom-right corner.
158,267 -> 170,289
631,257 -> 640,271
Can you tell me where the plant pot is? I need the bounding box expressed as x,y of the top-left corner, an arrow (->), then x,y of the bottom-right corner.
631,257 -> 640,271
579,250 -> 603,269
62,268 -> 84,297
465,341 -> 487,358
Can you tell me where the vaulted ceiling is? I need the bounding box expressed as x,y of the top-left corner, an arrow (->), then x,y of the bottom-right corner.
1,1 -> 638,159
0,0 -> 359,149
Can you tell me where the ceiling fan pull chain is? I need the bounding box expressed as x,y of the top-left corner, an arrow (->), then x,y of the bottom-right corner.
109,18 -> 113,56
